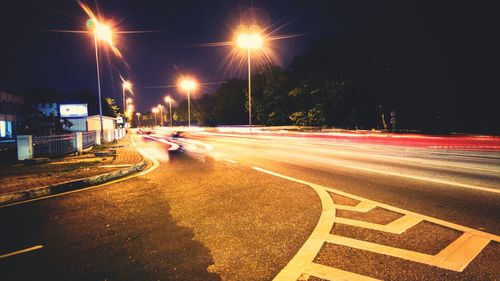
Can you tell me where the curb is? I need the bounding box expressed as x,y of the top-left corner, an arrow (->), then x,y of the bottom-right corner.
0,160 -> 147,206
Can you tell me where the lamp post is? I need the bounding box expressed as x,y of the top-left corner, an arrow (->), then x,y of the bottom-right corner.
87,18 -> 115,141
165,96 -> 173,127
136,112 -> 141,128
157,104 -> 164,127
236,29 -> 263,131
179,78 -> 197,127
122,80 -> 132,118
152,107 -> 159,127
126,98 -> 133,119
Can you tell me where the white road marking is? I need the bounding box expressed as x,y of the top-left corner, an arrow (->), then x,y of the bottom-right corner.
251,166 -> 500,280
0,245 -> 43,259
203,136 -> 500,193
334,163 -> 500,194
224,159 -> 238,164
304,262 -> 381,281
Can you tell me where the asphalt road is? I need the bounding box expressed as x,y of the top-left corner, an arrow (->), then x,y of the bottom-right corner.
1,131 -> 499,280
186,131 -> 500,235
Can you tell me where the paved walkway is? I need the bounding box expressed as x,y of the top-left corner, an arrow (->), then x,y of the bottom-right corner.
0,136 -> 142,196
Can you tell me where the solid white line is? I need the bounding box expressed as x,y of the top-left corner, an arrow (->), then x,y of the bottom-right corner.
0,245 -> 43,259
224,159 -> 238,163
334,162 -> 500,194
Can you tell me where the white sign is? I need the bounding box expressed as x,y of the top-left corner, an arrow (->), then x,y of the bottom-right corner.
60,104 -> 88,118
116,116 -> 124,124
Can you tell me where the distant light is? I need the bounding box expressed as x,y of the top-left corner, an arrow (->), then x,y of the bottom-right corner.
179,78 -> 197,91
165,96 -> 172,103
123,81 -> 132,91
126,98 -> 133,104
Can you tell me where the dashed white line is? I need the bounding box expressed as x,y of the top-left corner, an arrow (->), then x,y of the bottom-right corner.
0,245 -> 43,259
224,159 -> 238,164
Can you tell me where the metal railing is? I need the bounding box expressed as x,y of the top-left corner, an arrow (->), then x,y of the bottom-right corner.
82,131 -> 96,149
0,139 -> 17,164
33,134 -> 77,157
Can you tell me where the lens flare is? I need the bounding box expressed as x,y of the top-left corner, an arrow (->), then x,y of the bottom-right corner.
78,0 -> 124,59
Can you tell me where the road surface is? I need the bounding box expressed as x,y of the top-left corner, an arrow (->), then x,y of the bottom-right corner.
1,130 -> 499,280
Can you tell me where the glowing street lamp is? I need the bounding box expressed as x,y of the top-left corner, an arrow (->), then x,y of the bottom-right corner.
152,107 -> 159,127
122,80 -> 132,117
86,17 -> 116,141
165,96 -> 173,127
136,112 -> 141,128
235,27 -> 264,131
178,78 -> 197,127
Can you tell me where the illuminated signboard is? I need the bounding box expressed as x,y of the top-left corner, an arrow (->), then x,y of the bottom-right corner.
60,104 -> 88,118
116,117 -> 124,124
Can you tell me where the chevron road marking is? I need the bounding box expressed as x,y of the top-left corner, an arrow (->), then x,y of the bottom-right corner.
250,167 -> 500,281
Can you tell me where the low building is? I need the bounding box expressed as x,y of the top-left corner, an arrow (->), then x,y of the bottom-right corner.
0,91 -> 23,139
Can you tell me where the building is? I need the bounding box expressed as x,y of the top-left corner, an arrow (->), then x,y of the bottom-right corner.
0,91 -> 23,139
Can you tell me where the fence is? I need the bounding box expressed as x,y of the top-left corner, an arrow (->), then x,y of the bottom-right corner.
17,128 -> 126,161
33,134 -> 77,157
0,139 -> 17,164
82,131 -> 96,149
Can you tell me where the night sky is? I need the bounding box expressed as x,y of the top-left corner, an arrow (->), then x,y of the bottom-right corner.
1,1 -> 497,114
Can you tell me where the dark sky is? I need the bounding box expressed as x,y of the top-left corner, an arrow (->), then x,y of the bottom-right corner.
1,1 -> 497,113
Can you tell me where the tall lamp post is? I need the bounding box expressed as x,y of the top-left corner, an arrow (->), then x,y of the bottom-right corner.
126,98 -> 133,116
122,80 -> 132,117
158,104 -> 164,127
87,18 -> 115,140
165,96 -> 173,127
179,78 -> 197,127
235,29 -> 264,131
136,112 -> 141,128
152,107 -> 159,127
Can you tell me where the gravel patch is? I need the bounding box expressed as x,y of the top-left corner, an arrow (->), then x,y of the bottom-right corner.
329,192 -> 360,206
336,207 -> 404,225
314,242 -> 500,280
331,221 -> 463,255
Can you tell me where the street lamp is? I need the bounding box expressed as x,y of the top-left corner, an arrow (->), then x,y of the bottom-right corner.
165,96 -> 173,127
152,107 -> 159,127
136,112 -> 141,128
87,18 -> 116,141
122,80 -> 132,117
235,27 -> 264,131
178,78 -> 197,127
157,104 -> 164,127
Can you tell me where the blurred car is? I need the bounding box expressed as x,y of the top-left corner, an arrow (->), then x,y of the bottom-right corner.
138,128 -> 152,135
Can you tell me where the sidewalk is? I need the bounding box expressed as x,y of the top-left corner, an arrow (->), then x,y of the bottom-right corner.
0,135 -> 145,205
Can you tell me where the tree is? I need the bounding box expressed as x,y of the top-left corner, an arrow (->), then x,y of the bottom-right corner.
105,98 -> 120,118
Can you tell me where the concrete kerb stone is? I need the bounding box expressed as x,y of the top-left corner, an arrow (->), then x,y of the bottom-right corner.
0,160 -> 147,206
